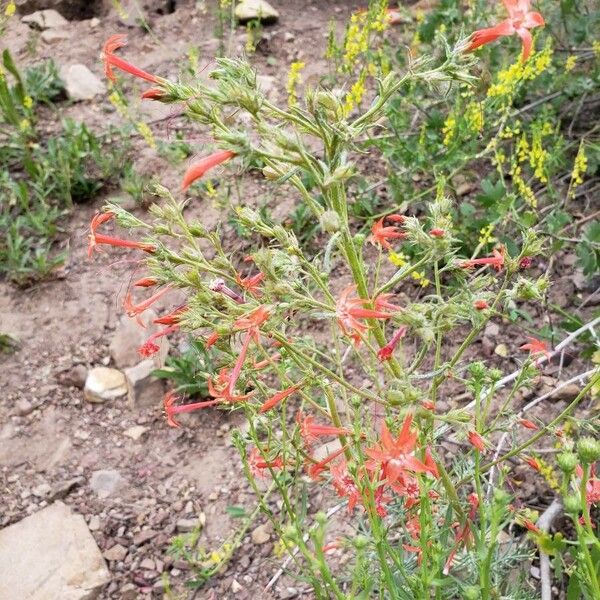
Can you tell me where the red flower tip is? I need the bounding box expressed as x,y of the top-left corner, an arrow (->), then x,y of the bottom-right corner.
102,34 -> 163,84
422,401 -> 435,411
181,150 -> 236,191
141,87 -> 165,100
468,430 -> 486,452
134,277 -> 158,288
473,299 -> 489,310
523,519 -> 541,534
377,326 -> 408,362
524,456 -> 541,471
461,247 -> 505,272
259,384 -> 301,413
429,228 -> 445,238
518,418 -> 538,430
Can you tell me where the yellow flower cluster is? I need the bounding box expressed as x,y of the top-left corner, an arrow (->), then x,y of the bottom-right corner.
570,144 -> 587,196
536,456 -> 560,491
499,121 -> 522,140
529,129 -> 548,183
478,224 -> 495,246
23,95 -> 33,110
442,114 -> 456,146
136,121 -> 156,149
487,44 -> 553,99
565,55 -> 577,72
5,1 -> 16,16
286,61 -> 305,107
108,90 -> 128,117
511,163 -> 537,207
208,542 -> 232,564
342,3 -> 388,70
19,118 -> 31,131
465,101 -> 484,133
389,252 -> 430,287
343,70 -> 366,115
594,40 -> 600,58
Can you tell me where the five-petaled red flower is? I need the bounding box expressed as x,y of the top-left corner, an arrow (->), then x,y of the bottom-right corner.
336,285 -> 394,345
467,0 -> 545,61
368,214 -> 406,250
102,35 -> 164,84
182,150 -> 236,191
248,447 -> 284,478
236,271 -> 265,298
520,337 -> 551,359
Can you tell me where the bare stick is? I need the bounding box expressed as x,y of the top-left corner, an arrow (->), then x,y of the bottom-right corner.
537,499 -> 562,600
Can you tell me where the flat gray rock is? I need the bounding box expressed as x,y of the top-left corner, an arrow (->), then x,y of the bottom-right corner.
60,64 -> 106,101
22,8 -> 68,29
235,0 -> 279,24
84,367 -> 127,403
0,501 -> 110,600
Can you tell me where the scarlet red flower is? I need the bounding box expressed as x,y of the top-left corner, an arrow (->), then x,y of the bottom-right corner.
467,0 -> 545,61
586,469 -> 600,506
336,285 -> 394,345
373,293 -> 402,312
520,337 -> 551,359
163,390 -> 221,428
305,444 -> 348,480
233,305 -> 271,333
205,331 -> 219,347
518,418 -> 538,430
297,412 -> 353,445
460,247 -> 505,272
134,277 -> 158,288
207,367 -> 253,404
258,384 -> 301,413
236,271 -> 265,298
443,493 -> 479,575
422,401 -> 435,411
522,519 -> 541,534
88,212 -> 156,258
123,285 -> 173,320
473,299 -> 489,310
468,430 -> 486,452
330,461 -> 362,513
138,325 -> 178,357
154,305 -> 187,325
524,456 -> 541,471
365,416 -> 437,486
182,150 -> 236,191
377,326 -> 408,362
248,447 -> 284,478
141,87 -> 165,100
429,228 -> 445,238
368,214 -> 406,250
102,35 -> 164,84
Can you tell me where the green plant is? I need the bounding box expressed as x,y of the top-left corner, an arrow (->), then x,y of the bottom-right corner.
91,9 -> 600,599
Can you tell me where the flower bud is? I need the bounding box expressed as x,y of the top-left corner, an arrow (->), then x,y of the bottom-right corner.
493,488 -> 511,506
556,452 -> 578,473
462,586 -> 480,600
353,535 -> 369,550
563,495 -> 581,515
319,210 -> 341,233
282,525 -> 299,541
576,437 -> 600,464
315,511 -> 327,525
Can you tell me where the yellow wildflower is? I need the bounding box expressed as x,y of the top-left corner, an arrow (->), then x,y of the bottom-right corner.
593,40 -> 600,59
442,114 -> 456,146
465,101 -> 484,133
19,118 -> 31,131
528,129 -> 548,183
111,0 -> 129,20
5,1 -> 16,16
23,95 -> 33,109
389,251 -> 408,267
343,70 -> 367,115
136,121 -> 156,149
570,143 -> 587,197
565,55 -> 577,72
286,61 -> 305,107
478,224 -> 496,246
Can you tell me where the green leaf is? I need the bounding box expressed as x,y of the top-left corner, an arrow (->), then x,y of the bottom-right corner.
225,505 -> 248,519
567,572 -> 582,600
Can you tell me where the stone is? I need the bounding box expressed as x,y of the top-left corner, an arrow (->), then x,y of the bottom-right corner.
84,367 -> 127,403
103,543 -> 127,562
124,425 -> 149,441
22,8 -> 68,29
133,529 -> 157,545
90,469 -> 125,498
60,64 -> 106,101
494,343 -> 508,358
484,322 -> 500,338
0,501 -> 110,599
140,557 -> 155,570
41,27 -> 70,43
32,482 -> 51,498
15,398 -> 35,416
231,579 -> 243,593
176,519 -> 198,533
88,515 -> 101,531
235,0 -> 278,24
251,523 -> 271,545
124,359 -> 164,409
49,477 -> 84,501
109,310 -> 165,368
58,364 -> 88,388
553,383 -> 581,401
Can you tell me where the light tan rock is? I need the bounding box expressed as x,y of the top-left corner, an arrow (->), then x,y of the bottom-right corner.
60,64 -> 106,101
235,0 -> 278,24
22,8 -> 68,29
0,501 -> 110,600
84,367 -> 127,403
124,359 -> 164,409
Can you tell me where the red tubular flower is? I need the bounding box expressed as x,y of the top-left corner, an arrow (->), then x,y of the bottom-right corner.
134,277 -> 158,288
443,494 -> 479,575
103,34 -> 164,84
123,285 -> 173,319
141,87 -> 165,100
368,214 -> 406,250
336,285 -> 394,345
182,150 -> 236,191
586,470 -> 600,506
248,447 -> 284,478
305,444 -> 349,480
88,211 -> 156,258
163,390 -> 221,428
208,367 -> 253,404
154,305 -> 187,326
138,325 -> 178,357
524,456 -> 541,471
429,228 -> 445,238
205,331 -> 219,347
236,271 -> 265,298
467,0 -> 545,61
522,519 -> 541,534
422,400 -> 435,411
330,461 -> 362,513
365,416 -> 436,486
258,384 -> 301,413
468,430 -> 486,452
373,293 -> 402,312
377,326 -> 408,362
520,337 -> 551,359
297,412 -> 353,445
460,247 -> 505,272
518,418 -> 538,430
233,305 -> 271,333
473,299 -> 489,310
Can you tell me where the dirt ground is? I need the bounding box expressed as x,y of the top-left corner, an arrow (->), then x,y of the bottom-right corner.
1,1 -> 598,599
